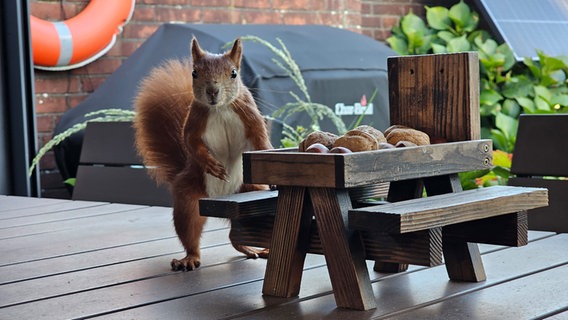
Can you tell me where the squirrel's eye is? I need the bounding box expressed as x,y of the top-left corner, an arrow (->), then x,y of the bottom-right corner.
230,69 -> 237,79
192,69 -> 198,79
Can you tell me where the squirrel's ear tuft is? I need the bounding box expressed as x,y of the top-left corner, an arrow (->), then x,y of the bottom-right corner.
191,37 -> 205,62
227,38 -> 242,69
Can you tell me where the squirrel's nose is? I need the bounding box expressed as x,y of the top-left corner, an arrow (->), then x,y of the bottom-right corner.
206,86 -> 219,96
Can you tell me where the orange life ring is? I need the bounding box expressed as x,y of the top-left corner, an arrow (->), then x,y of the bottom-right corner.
31,0 -> 135,71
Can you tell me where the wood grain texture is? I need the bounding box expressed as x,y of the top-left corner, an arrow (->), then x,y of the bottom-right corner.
444,211 -> 529,247
262,186 -> 312,298
349,186 -> 548,234
388,52 -> 480,142
309,188 -> 376,310
199,190 -> 278,219
243,140 -> 492,188
2,196 -> 566,319
443,239 -> 487,282
362,228 -> 443,267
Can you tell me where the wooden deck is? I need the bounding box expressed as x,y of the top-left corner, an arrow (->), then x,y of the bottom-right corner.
1,195 -> 567,319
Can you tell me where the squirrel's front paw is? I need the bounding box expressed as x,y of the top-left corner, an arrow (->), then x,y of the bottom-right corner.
171,255 -> 201,271
205,160 -> 228,181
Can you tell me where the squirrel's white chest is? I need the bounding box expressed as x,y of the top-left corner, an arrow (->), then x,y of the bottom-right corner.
203,108 -> 251,196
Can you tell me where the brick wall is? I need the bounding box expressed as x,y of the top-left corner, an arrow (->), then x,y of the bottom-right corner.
30,0 -> 444,198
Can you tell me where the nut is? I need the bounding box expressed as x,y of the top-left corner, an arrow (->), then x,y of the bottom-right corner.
350,125 -> 387,144
299,131 -> 339,152
386,128 -> 430,146
304,143 -> 329,153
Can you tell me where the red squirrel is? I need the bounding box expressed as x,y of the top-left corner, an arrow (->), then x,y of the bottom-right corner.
134,37 -> 272,271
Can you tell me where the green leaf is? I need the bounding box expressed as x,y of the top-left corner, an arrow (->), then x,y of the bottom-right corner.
437,30 -> 456,43
534,85 -> 552,101
480,89 -> 503,106
426,6 -> 452,30
386,36 -> 409,55
502,99 -> 521,118
463,11 -> 479,32
476,37 -> 498,55
64,178 -> 76,187
516,97 -> 535,113
523,58 -> 541,79
495,112 -> 518,140
401,12 -> 427,50
446,35 -> 470,52
492,165 -> 511,179
551,94 -> 568,107
501,78 -> 532,99
498,43 -> 516,71
539,50 -> 568,72
449,0 -> 472,29
542,70 -> 567,86
534,96 -> 551,111
490,128 -> 509,152
431,43 -> 447,54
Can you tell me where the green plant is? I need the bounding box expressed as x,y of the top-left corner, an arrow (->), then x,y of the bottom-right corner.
29,109 -> 135,175
387,0 -> 568,187
239,35 -> 349,147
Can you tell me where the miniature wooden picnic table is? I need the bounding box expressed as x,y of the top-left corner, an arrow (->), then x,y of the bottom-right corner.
241,139 -> 548,310
201,52 -> 548,310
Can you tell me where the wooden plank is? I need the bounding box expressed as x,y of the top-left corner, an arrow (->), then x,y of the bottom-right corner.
0,203 -> 147,238
0,206 -> 179,264
1,233 -> 243,307
362,228 -> 443,267
93,234 -> 567,320
376,178 -> 425,273
0,199 -> 105,220
79,121 -> 141,165
0,217 -> 228,285
73,165 -> 172,206
349,186 -> 548,234
199,190 -> 278,219
444,211 -> 528,247
389,265 -> 568,320
388,52 -> 480,142
244,140 -> 493,188
309,188 -> 375,310
262,186 -> 313,298
511,114 -> 568,177
0,196 -> 70,213
509,177 -> 568,232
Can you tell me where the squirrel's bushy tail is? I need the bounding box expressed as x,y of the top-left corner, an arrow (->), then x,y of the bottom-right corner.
133,59 -> 192,185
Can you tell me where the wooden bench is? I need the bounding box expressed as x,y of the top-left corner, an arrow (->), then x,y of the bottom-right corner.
72,121 -> 172,206
349,186 -> 547,281
508,114 -> 568,232
72,119 -> 283,206
197,52 -> 550,310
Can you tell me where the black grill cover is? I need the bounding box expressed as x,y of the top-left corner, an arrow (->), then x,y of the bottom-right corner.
53,24 -> 395,180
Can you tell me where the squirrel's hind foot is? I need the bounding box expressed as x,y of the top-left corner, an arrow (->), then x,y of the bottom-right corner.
233,244 -> 269,259
171,255 -> 201,271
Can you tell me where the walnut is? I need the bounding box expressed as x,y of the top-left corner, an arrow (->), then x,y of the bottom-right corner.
386,128 -> 430,146
299,131 -> 339,152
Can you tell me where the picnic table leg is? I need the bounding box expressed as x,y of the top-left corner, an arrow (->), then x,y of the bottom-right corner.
309,187 -> 376,310
373,179 -> 425,273
425,174 -> 487,282
262,186 -> 312,297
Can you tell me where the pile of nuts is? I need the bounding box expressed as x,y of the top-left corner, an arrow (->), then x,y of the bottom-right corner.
298,125 -> 430,154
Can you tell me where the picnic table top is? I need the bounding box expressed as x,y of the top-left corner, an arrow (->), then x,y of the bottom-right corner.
1,195 -> 567,319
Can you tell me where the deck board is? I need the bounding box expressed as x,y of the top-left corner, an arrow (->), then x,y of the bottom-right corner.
1,196 -> 566,319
